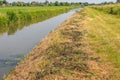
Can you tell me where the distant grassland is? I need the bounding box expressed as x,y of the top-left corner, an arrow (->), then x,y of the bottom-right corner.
0,6 -> 74,27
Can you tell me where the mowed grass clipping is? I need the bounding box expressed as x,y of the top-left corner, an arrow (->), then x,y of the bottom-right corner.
84,7 -> 120,78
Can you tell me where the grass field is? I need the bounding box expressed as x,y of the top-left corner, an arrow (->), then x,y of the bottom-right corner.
0,6 -> 74,27
3,5 -> 120,80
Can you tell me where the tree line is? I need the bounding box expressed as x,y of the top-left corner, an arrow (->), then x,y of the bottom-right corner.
0,0 -> 119,7
0,0 -> 84,6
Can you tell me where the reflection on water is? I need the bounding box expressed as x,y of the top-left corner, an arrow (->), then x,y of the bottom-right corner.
0,8 -> 80,79
0,15 -> 55,35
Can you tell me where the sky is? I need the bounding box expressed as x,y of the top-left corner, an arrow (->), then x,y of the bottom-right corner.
7,0 -> 116,3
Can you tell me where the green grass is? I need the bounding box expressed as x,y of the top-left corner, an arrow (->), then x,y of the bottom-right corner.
84,7 -> 120,78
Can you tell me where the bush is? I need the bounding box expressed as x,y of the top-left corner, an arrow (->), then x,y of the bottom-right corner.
7,11 -> 18,23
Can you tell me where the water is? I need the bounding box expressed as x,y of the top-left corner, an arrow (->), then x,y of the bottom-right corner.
0,8 -> 80,79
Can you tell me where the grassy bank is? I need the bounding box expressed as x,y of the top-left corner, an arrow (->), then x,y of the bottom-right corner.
92,4 -> 120,16
85,6 -> 120,79
0,6 -> 74,35
4,5 -> 120,80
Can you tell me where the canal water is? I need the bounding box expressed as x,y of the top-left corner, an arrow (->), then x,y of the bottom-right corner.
0,8 -> 80,79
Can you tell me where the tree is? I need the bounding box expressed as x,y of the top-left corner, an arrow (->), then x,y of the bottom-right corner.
0,0 -> 3,5
60,2 -> 65,6
3,0 -> 7,4
0,0 -> 8,6
11,2 -> 17,6
17,2 -> 24,6
54,1 -> 60,6
44,0 -> 49,6
49,2 -> 54,6
65,2 -> 70,6
117,0 -> 120,2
